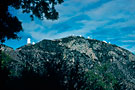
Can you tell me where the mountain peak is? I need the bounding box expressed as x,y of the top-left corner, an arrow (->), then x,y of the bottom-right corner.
1,36 -> 135,89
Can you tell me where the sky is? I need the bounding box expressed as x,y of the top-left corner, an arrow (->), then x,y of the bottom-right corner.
4,0 -> 135,53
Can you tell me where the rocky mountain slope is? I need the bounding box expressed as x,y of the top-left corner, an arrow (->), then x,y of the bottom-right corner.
1,36 -> 135,90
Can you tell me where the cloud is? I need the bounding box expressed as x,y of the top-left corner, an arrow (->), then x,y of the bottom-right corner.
121,40 -> 135,43
129,47 -> 135,53
26,19 -> 109,41
56,0 -> 100,17
22,21 -> 44,32
29,28 -> 89,41
121,45 -> 135,53
28,31 -> 57,41
104,20 -> 135,29
86,0 -> 135,20
128,34 -> 135,38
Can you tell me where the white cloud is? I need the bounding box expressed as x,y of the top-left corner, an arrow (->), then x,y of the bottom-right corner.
128,34 -> 135,37
71,0 -> 99,4
121,40 -> 135,43
29,29 -> 85,41
22,21 -> 44,31
42,17 -> 71,28
86,0 -> 135,20
56,0 -> 99,18
104,20 -> 135,29
29,30 -> 57,41
27,20 -> 108,41
121,45 -> 135,53
129,47 -> 135,53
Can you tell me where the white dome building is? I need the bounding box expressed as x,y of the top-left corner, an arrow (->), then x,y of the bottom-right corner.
27,38 -> 31,44
32,42 -> 35,45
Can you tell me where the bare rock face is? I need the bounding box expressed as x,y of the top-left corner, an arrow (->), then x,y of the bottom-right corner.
1,36 -> 135,89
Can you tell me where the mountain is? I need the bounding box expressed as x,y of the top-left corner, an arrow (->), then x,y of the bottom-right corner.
1,36 -> 135,90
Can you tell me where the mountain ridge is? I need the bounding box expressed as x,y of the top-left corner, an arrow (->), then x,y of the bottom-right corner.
1,36 -> 135,89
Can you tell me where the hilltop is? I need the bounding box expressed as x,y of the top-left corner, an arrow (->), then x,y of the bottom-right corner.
1,36 -> 135,90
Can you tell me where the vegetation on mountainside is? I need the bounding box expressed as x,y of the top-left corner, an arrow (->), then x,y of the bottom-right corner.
0,52 -> 120,90
1,52 -> 12,69
82,63 -> 120,90
0,52 -> 11,89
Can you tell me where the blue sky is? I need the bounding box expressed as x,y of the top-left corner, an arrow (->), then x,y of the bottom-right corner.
4,0 -> 135,53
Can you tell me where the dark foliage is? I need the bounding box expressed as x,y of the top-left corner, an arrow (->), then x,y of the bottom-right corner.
0,51 -> 10,90
82,63 -> 120,90
0,0 -> 64,43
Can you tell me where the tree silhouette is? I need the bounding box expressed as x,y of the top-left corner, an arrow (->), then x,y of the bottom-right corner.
0,52 -> 11,90
0,0 -> 64,43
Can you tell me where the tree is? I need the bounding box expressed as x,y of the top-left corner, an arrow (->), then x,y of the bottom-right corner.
0,52 -> 11,89
0,0 -> 64,43
82,63 -> 119,90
